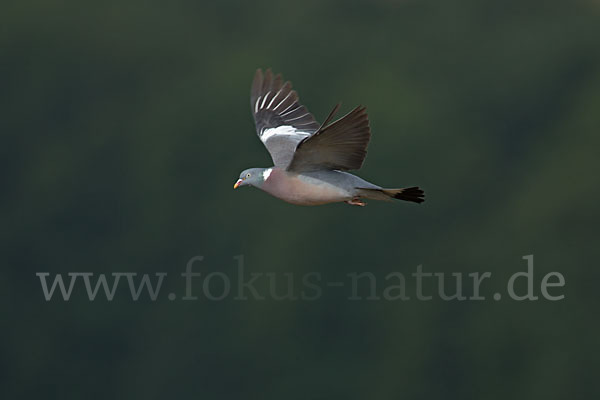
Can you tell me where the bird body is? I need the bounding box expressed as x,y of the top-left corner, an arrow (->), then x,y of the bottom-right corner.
234,69 -> 425,207
260,168 -> 377,206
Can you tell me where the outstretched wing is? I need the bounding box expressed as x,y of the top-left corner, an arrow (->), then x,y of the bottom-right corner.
251,69 -> 320,168
287,105 -> 371,172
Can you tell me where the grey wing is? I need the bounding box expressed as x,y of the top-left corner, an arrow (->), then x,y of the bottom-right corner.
287,105 -> 371,172
251,68 -> 320,168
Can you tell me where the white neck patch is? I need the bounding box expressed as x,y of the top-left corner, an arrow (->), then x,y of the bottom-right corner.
262,168 -> 273,181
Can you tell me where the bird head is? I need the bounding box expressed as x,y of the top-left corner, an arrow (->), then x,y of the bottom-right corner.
233,168 -> 270,189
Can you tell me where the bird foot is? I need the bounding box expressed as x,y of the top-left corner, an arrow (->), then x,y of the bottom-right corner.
345,198 -> 366,207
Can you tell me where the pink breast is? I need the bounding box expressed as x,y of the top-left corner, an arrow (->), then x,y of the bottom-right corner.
262,169 -> 347,205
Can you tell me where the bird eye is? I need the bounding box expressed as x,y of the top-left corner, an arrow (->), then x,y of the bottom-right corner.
246,173 -> 251,178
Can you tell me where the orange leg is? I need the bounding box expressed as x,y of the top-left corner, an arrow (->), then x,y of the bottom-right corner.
345,198 -> 366,207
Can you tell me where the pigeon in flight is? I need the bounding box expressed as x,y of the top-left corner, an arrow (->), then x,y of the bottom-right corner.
234,69 -> 424,207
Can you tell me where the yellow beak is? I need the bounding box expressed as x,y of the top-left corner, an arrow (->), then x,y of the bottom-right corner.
233,179 -> 243,189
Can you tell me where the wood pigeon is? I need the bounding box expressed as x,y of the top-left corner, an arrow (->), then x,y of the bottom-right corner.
234,69 -> 424,207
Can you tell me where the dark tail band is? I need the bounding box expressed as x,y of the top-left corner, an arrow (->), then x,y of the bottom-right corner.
384,187 -> 425,203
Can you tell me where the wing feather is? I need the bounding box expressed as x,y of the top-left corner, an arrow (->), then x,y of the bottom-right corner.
250,69 -> 320,168
287,106 -> 371,172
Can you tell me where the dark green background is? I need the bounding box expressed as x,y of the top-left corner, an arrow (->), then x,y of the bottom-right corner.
2,0 -> 599,398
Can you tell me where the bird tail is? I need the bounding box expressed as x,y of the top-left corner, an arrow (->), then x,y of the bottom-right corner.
358,187 -> 425,204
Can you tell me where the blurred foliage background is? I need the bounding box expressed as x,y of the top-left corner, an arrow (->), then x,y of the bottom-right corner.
2,0 -> 600,398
